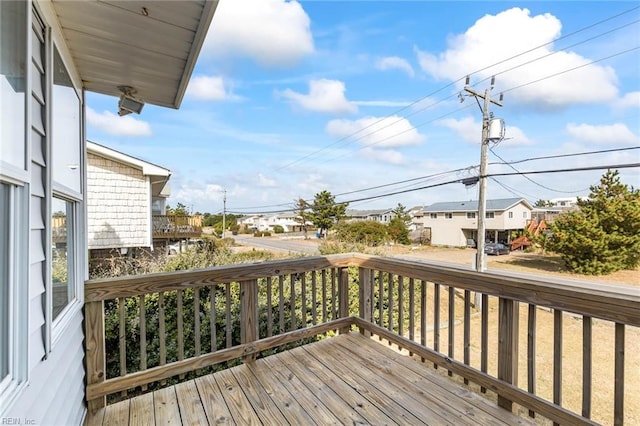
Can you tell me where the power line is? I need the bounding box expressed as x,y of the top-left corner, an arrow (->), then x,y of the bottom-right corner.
489,146 -> 640,166
490,147 -> 589,194
228,162 -> 639,215
272,7 -> 639,171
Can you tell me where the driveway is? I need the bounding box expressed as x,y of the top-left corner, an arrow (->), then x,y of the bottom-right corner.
231,234 -> 320,255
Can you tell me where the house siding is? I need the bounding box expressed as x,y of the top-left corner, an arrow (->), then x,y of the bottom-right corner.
87,152 -> 150,249
5,3 -> 87,424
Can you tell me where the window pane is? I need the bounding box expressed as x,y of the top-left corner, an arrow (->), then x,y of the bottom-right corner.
52,197 -> 74,320
0,183 -> 10,380
52,47 -> 81,193
0,0 -> 27,171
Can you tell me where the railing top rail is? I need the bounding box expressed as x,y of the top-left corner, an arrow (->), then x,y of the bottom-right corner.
84,254 -> 354,302
84,252 -> 639,326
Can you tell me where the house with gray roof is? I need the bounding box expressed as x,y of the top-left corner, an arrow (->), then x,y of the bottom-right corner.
346,208 -> 395,224
418,198 -> 533,247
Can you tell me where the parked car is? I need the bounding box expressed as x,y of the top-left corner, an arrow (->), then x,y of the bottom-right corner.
484,243 -> 510,255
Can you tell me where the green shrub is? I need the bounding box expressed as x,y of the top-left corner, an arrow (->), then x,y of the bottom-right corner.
334,220 -> 388,246
272,225 -> 284,234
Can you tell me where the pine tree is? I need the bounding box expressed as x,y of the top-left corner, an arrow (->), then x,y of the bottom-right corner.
308,190 -> 347,237
546,170 -> 640,274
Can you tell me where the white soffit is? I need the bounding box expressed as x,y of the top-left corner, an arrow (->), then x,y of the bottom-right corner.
52,0 -> 218,109
87,141 -> 171,177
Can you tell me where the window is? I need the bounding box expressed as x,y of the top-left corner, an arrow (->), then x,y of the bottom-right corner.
0,0 -> 27,178
445,213 -> 453,219
486,212 -> 495,219
430,213 -> 437,219
508,212 -> 513,219
52,46 -> 81,195
51,197 -> 75,320
0,182 -> 27,409
467,212 -> 476,219
523,211 -> 528,218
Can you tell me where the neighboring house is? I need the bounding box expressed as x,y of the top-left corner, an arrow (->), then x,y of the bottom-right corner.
420,198 -> 533,247
0,1 -> 216,424
346,208 -> 395,224
87,141 -> 170,255
239,214 -> 308,233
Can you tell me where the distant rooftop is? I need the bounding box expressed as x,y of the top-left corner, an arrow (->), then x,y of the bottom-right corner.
424,197 -> 531,212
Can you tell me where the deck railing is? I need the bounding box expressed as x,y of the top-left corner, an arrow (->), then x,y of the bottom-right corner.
152,215 -> 202,239
84,253 -> 639,425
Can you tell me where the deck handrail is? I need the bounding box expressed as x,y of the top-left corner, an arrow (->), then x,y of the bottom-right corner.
84,253 -> 639,424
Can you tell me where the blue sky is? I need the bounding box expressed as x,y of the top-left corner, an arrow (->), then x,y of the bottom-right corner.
86,1 -> 640,214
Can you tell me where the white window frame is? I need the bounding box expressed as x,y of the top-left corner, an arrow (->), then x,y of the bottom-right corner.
0,181 -> 29,416
523,211 -> 528,218
430,213 -> 437,219
466,212 -> 476,219
445,213 -> 453,219
508,211 -> 513,219
486,212 -> 495,219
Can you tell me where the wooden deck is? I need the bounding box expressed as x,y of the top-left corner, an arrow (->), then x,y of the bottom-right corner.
86,332 -> 533,425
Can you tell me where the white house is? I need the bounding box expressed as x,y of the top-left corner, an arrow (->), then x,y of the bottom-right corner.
239,213 -> 308,233
346,208 -> 395,224
419,198 -> 534,247
87,141 -> 170,254
0,1 -> 217,424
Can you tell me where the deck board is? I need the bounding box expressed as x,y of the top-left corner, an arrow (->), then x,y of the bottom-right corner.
86,332 -> 535,426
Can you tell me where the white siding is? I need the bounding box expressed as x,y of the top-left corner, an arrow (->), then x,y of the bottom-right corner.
7,3 -> 87,424
87,152 -> 150,249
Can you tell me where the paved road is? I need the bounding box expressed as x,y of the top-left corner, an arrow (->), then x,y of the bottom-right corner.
231,235 -> 320,255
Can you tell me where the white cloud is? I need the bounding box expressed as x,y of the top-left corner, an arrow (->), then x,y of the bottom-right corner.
174,183 -> 225,205
326,115 -> 425,148
501,126 -> 533,146
375,56 -> 415,77
360,147 -> 405,165
203,0 -> 314,68
257,173 -> 277,188
566,123 -> 639,145
353,100 -> 412,108
186,76 -> 240,101
435,116 -> 478,143
280,79 -> 357,114
86,107 -> 152,137
614,91 -> 640,111
415,7 -> 618,108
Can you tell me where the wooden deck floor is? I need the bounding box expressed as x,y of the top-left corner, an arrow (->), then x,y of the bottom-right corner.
86,332 -> 533,425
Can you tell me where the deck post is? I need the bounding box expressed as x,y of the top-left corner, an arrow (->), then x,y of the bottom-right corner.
497,297 -> 519,411
241,279 -> 258,362
358,268 -> 372,337
85,300 -> 106,412
338,267 -> 350,334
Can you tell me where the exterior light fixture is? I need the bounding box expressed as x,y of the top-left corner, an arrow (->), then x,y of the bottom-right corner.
117,86 -> 144,116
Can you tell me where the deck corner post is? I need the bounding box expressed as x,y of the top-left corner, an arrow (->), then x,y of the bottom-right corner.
241,279 -> 259,363
85,299 -> 106,412
358,267 -> 372,337
338,267 -> 350,334
497,297 -> 519,411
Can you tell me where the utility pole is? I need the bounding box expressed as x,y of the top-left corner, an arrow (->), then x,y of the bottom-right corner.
464,76 -> 503,272
222,189 -> 227,239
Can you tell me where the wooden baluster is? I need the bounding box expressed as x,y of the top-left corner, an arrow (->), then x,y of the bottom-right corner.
614,323 -> 625,426
240,279 -> 258,363
158,292 -> 166,385
193,288 -> 201,373
177,290 -> 185,379
290,274 -> 296,331
118,297 -> 127,397
209,285 -> 217,353
225,283 -> 232,348
434,283 -> 440,369
321,269 -> 327,326
331,268 -> 337,320
279,275 -> 285,334
553,309 -> 562,425
311,271 -> 317,326
388,273 -> 394,345
497,298 -> 519,411
398,275 -> 404,349
338,267 -> 350,334
378,271 -> 384,340
409,278 -> 415,356
528,304 -> 537,417
301,273 -> 307,328
358,267 -> 372,337
85,300 -> 106,412
420,280 -> 427,363
266,277 -> 273,337
481,293 -> 489,393
448,286 -> 455,377
463,289 -> 470,384
139,295 -> 147,391
582,316 -> 591,419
